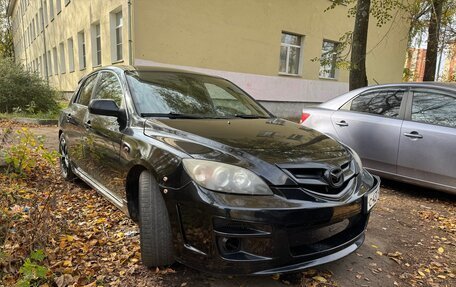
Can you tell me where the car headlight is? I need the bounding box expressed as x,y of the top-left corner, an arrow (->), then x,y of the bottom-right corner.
346,146 -> 363,173
182,159 -> 273,195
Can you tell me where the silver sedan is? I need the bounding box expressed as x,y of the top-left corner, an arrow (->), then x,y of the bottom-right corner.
300,83 -> 456,195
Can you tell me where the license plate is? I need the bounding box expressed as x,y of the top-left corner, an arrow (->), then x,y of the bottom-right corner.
367,185 -> 380,212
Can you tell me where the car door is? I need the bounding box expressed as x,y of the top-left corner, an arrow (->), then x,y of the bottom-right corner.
84,71 -> 127,200
65,73 -> 99,170
331,88 -> 407,174
397,88 -> 456,190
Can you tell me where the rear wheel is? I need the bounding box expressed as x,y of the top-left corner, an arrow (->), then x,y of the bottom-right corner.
138,170 -> 174,267
59,134 -> 76,181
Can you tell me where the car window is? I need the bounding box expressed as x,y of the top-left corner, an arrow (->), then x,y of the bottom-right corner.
76,74 -> 98,106
92,72 -> 124,107
342,90 -> 404,118
411,90 -> 456,128
126,71 -> 270,118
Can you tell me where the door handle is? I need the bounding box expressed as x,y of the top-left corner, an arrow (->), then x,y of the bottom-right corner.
335,120 -> 349,127
404,131 -> 423,139
84,120 -> 92,129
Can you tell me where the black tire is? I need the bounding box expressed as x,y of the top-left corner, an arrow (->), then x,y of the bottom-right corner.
59,134 -> 77,181
138,170 -> 174,267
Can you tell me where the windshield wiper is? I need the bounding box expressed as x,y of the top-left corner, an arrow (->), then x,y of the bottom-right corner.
232,114 -> 270,119
141,112 -> 206,119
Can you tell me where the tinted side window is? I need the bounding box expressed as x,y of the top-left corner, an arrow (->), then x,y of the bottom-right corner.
411,90 -> 456,128
347,90 -> 404,118
93,72 -> 124,107
77,74 -> 98,106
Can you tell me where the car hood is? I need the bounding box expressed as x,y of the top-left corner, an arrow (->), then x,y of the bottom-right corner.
144,118 -> 350,167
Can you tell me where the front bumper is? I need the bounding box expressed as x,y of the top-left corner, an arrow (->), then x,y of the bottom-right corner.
164,172 -> 380,275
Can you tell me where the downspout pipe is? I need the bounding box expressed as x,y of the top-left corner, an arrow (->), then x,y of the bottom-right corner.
40,0 -> 49,83
19,2 -> 28,67
128,0 -> 133,65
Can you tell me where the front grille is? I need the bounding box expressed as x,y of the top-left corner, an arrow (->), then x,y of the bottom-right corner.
278,160 -> 357,199
287,213 -> 366,257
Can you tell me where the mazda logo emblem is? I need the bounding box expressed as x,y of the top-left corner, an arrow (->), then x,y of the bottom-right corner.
325,167 -> 344,188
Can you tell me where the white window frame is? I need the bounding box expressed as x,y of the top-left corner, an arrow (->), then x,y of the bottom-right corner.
91,22 -> 102,67
43,1 -> 48,26
78,31 -> 86,70
49,0 -> 54,21
67,37 -> 75,72
47,50 -> 52,76
37,10 -> 42,32
279,32 -> 303,76
56,0 -> 61,14
53,47 -> 58,75
110,9 -> 123,62
59,42 -> 66,74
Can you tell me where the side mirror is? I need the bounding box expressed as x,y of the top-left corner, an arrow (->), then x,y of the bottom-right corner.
88,99 -> 120,117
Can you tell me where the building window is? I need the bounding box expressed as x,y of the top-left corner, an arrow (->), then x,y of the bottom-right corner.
47,50 -> 52,76
91,23 -> 102,66
319,40 -> 338,79
78,31 -> 86,70
59,42 -> 66,73
31,20 -> 35,40
56,0 -> 61,14
279,32 -> 302,75
38,7 -> 44,32
67,37 -> 74,72
111,10 -> 123,62
38,56 -> 42,76
43,1 -> 48,25
53,47 -> 58,75
49,0 -> 54,21
35,13 -> 40,33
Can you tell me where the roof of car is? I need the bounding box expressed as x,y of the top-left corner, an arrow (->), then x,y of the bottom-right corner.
365,82 -> 456,89
104,65 -> 220,78
317,81 -> 456,110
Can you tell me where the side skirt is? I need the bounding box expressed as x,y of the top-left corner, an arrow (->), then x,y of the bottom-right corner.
73,167 -> 130,215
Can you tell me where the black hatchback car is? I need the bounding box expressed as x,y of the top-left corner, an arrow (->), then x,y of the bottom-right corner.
58,66 -> 380,275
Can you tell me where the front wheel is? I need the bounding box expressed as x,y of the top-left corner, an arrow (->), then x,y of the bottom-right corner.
59,134 -> 76,181
138,170 -> 174,267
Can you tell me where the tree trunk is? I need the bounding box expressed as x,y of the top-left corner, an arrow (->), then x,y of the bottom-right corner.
349,0 -> 371,91
423,0 -> 443,81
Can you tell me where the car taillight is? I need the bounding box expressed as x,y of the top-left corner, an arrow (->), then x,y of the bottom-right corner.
299,112 -> 310,124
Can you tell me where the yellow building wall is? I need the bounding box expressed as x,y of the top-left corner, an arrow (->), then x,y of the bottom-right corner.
10,0 -> 131,92
10,0 -> 410,102
133,0 -> 409,90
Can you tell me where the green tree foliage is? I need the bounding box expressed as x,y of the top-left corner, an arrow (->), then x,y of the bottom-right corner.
0,0 -> 14,58
408,0 -> 456,81
326,0 -> 407,90
0,58 -> 58,113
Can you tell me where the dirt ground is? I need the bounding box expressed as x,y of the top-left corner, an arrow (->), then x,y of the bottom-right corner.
8,125 -> 456,286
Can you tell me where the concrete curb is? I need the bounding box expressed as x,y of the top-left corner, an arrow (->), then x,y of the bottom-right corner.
0,117 -> 58,125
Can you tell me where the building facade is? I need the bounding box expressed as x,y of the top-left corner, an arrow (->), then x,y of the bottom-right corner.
8,0 -> 410,117
404,48 -> 427,82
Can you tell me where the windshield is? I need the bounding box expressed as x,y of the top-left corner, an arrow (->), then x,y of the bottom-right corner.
126,71 -> 271,119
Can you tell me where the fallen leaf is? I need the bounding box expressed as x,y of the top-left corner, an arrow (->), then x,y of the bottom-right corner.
312,276 -> 327,283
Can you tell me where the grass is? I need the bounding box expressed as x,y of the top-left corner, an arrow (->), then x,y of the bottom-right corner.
0,100 -> 68,120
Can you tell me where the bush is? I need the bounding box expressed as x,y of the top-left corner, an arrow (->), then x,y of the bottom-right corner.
0,58 -> 59,113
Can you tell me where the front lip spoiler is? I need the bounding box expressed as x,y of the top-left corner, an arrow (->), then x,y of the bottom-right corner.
252,232 -> 365,275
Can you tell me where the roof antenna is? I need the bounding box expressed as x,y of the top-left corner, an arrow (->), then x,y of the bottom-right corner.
373,78 -> 380,85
